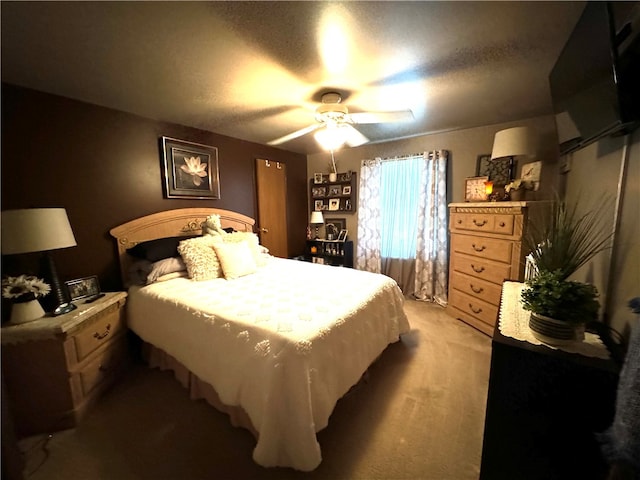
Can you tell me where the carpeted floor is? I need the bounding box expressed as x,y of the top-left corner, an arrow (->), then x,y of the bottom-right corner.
18,299 -> 491,480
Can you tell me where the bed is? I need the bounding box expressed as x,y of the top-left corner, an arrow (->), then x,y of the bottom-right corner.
110,208 -> 410,471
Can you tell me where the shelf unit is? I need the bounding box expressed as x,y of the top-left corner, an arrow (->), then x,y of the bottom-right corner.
305,240 -> 353,268
309,172 -> 357,213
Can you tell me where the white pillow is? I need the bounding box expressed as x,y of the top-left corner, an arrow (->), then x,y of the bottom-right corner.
177,235 -> 222,281
223,231 -> 267,267
213,241 -> 258,279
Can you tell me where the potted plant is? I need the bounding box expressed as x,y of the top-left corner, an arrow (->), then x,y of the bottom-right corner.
521,197 -> 613,344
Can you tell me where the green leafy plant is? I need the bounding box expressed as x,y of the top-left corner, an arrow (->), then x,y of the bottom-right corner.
524,196 -> 613,280
522,270 -> 600,324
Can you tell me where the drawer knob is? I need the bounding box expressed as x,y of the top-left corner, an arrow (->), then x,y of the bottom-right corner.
499,221 -> 506,227
472,243 -> 485,252
457,219 -> 462,224
471,264 -> 485,273
472,219 -> 487,227
469,304 -> 483,314
470,284 -> 484,294
93,323 -> 111,340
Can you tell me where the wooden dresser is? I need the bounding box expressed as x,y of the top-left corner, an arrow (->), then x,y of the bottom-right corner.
1,292 -> 129,436
446,202 -> 540,336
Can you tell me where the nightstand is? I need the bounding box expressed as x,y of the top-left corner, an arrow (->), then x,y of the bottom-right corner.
1,292 -> 129,437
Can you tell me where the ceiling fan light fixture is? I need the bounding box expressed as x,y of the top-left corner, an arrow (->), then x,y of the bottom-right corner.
314,124 -> 350,150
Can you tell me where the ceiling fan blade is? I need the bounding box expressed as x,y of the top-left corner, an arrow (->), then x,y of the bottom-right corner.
343,124 -> 370,147
267,123 -> 322,145
349,110 -> 414,124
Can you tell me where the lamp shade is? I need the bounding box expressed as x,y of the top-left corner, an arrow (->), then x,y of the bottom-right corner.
491,127 -> 536,160
2,208 -> 77,255
310,211 -> 325,225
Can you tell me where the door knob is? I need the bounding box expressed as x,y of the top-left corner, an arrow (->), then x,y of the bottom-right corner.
260,228 -> 269,233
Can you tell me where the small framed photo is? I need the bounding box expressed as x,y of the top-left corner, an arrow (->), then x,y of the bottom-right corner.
329,186 -> 341,196
325,218 -> 346,233
337,229 -> 348,242
314,200 -> 324,211
312,257 -> 325,265
65,275 -> 101,301
314,173 -> 324,184
328,198 -> 340,211
311,186 -> 327,197
161,137 -> 220,199
342,185 -> 351,195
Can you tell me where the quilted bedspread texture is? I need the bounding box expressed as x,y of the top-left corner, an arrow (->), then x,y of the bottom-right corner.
127,257 -> 410,471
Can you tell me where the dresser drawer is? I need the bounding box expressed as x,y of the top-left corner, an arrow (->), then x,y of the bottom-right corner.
451,234 -> 513,263
451,252 -> 512,284
451,212 -> 515,236
73,304 -> 126,363
449,289 -> 499,327
450,271 -> 503,306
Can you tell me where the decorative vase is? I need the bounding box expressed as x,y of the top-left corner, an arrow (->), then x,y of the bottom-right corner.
329,172 -> 337,182
509,188 -> 525,201
10,295 -> 45,324
528,312 -> 585,345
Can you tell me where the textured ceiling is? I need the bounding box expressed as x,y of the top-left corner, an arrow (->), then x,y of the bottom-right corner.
1,1 -> 585,155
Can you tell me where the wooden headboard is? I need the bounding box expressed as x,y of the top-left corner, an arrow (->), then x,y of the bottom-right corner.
109,208 -> 255,285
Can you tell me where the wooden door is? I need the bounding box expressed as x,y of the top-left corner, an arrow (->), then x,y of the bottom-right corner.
255,158 -> 288,258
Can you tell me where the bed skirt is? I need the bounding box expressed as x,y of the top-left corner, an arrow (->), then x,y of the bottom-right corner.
142,342 -> 258,439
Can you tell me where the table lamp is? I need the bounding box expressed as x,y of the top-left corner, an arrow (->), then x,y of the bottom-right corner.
491,126 -> 536,182
310,211 -> 325,239
2,208 -> 78,315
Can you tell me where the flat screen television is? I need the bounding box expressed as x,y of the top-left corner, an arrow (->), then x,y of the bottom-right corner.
549,2 -> 640,155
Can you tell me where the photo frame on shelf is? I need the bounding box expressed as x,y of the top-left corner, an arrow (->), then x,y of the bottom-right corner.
328,198 -> 340,211
311,186 -> 327,197
329,186 -> 341,196
325,218 -> 346,233
161,136 -> 220,199
337,229 -> 348,242
65,275 -> 101,301
476,153 -> 513,186
342,185 -> 351,195
314,173 -> 324,184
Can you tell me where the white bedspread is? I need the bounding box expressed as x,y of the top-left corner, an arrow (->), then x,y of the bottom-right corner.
127,257 -> 410,471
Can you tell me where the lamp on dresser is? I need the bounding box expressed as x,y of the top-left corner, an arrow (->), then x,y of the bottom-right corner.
310,211 -> 325,239
491,126 -> 537,184
1,208 -> 78,315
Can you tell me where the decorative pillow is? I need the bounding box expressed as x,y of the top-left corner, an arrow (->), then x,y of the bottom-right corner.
177,235 -> 223,281
146,257 -> 187,284
213,241 -> 258,279
155,271 -> 189,283
126,259 -> 153,287
127,236 -> 197,262
223,232 -> 267,267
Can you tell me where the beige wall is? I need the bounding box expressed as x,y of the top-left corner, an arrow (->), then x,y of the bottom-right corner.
307,114 -> 559,256
563,131 -> 640,338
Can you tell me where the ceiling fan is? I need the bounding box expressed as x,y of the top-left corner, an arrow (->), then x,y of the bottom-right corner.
267,92 -> 414,149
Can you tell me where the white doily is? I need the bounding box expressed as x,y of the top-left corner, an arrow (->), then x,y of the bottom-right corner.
499,281 -> 610,360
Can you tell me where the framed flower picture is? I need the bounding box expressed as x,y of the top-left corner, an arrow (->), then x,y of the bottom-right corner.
161,136 -> 220,199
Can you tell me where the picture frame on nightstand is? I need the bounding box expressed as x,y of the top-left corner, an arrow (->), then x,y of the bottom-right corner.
65,275 -> 101,301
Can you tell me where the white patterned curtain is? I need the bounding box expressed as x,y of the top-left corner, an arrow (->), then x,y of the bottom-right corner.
356,151 -> 449,305
356,158 -> 383,273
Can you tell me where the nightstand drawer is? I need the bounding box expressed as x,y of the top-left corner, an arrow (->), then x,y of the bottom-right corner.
451,271 -> 503,306
449,289 -> 499,327
451,234 -> 513,264
73,304 -> 126,363
78,335 -> 129,397
451,252 -> 511,285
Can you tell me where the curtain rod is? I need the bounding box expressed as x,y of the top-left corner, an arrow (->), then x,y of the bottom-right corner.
373,150 -> 448,163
